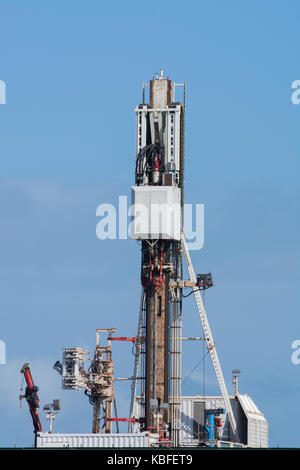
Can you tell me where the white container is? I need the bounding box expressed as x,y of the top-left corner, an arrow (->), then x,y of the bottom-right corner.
130,186 -> 181,241
36,432 -> 158,448
180,395 -> 268,448
180,396 -> 230,445
237,394 -> 268,448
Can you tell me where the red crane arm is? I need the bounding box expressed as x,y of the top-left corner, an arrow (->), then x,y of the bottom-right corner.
20,363 -> 42,433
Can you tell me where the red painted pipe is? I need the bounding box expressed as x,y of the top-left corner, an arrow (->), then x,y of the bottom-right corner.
107,337 -> 136,342
106,417 -> 144,423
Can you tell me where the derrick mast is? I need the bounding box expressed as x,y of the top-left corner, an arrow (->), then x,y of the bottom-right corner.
131,70 -> 185,445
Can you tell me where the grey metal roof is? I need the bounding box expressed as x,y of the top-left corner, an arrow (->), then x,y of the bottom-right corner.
237,394 -> 267,423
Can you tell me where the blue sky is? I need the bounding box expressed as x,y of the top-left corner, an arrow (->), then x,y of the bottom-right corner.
0,0 -> 299,447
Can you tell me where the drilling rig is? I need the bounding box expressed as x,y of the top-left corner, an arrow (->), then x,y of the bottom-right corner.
130,70 -> 185,445
43,70 -> 268,449
129,70 -> 241,446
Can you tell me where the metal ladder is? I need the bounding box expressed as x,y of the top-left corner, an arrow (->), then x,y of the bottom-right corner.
128,289 -> 145,432
181,235 -> 238,442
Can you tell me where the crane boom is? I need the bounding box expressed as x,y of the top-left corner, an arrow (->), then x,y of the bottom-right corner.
20,363 -> 42,434
181,236 -> 239,441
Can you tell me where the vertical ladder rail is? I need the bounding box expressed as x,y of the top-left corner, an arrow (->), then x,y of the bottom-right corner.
128,289 -> 145,432
182,236 -> 238,441
169,288 -> 182,447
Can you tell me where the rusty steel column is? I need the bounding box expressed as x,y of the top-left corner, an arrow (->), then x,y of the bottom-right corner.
92,401 -> 100,433
144,242 -> 169,431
